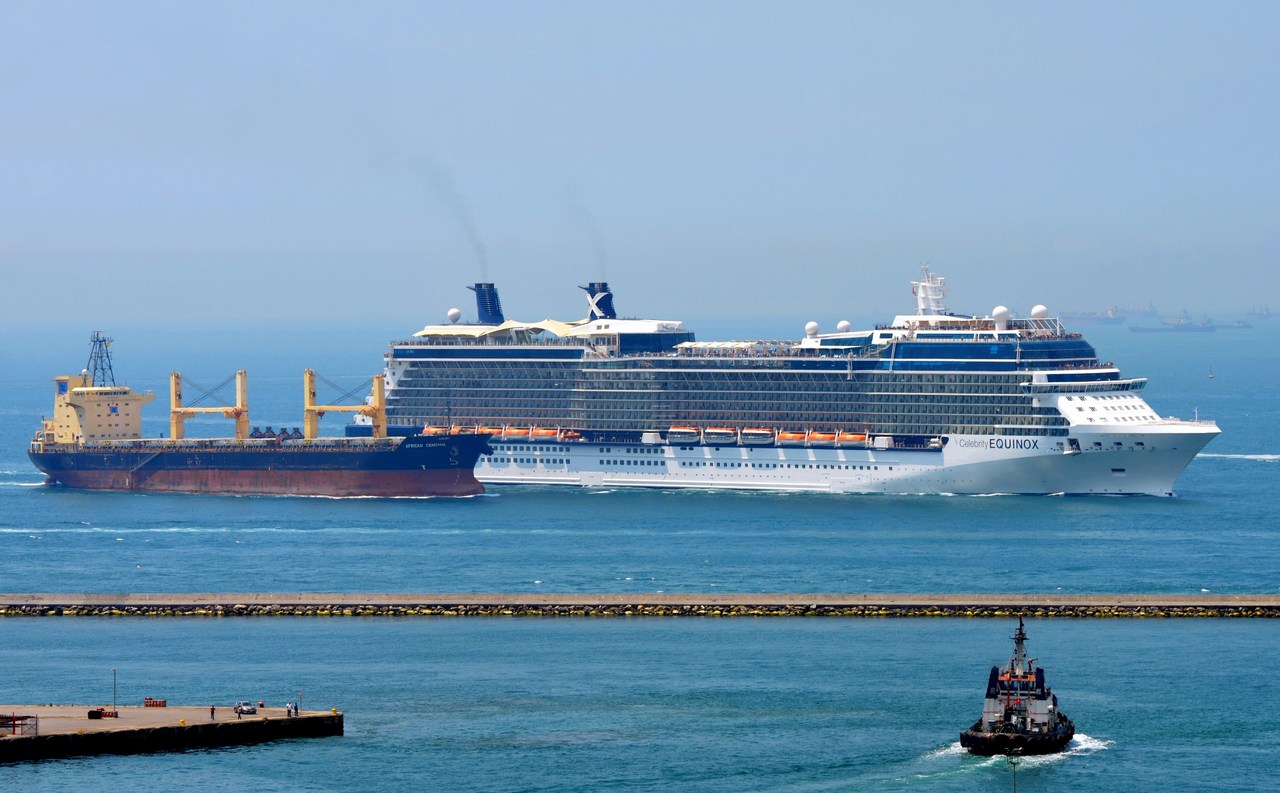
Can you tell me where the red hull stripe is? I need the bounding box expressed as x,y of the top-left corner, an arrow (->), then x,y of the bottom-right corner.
40,468 -> 483,497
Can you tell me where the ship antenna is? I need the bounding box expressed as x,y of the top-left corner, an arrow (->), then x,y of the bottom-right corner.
86,331 -> 116,387
1011,615 -> 1029,676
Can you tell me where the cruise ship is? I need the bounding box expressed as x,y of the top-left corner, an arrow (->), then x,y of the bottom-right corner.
350,269 -> 1219,495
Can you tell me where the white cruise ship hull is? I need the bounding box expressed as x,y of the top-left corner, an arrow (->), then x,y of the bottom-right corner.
476,422 -> 1218,496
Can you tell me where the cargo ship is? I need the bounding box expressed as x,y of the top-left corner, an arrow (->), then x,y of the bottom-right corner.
28,334 -> 490,497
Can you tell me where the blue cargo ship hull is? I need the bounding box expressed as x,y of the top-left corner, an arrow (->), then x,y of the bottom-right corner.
29,434 -> 491,497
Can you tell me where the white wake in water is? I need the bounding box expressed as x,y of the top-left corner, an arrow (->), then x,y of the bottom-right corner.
1198,453 -> 1279,462
905,734 -> 1111,783
1068,733 -> 1112,754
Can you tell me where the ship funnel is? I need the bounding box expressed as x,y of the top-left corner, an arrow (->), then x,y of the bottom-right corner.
580,281 -> 617,320
467,283 -> 505,325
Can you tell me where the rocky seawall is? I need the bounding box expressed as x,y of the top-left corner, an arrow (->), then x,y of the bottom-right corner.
2,593 -> 1277,618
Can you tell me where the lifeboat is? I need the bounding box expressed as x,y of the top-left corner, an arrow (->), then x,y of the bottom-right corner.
702,427 -> 739,445
422,426 -> 449,436
776,431 -> 808,446
807,431 -> 837,447
666,426 -> 701,444
530,428 -> 561,440
503,427 -> 533,442
836,431 -> 867,447
740,428 -> 776,446
476,426 -> 504,438
450,425 -> 478,435
561,430 -> 583,441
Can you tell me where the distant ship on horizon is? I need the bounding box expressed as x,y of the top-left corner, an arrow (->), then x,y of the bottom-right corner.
1060,309 -> 1125,325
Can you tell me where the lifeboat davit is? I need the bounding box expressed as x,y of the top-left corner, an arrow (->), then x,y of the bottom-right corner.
740,428 -> 776,446
666,426 -> 701,444
807,431 -> 837,447
702,427 -> 739,445
836,431 -> 867,447
776,431 -> 808,446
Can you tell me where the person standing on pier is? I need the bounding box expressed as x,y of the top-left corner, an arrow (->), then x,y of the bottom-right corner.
210,706 -> 215,720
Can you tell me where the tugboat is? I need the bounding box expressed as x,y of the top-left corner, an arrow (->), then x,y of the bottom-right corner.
959,617 -> 1075,756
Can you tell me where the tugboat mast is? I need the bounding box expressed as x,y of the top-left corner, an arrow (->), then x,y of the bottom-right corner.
1009,615 -> 1029,677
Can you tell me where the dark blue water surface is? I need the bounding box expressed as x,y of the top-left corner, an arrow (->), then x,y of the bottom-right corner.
1,321 -> 1277,790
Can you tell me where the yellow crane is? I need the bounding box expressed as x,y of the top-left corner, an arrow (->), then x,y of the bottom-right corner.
303,369 -> 387,439
169,370 -> 249,440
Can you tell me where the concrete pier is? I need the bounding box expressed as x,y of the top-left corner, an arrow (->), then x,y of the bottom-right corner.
0,704 -> 342,763
1,592 -> 1277,618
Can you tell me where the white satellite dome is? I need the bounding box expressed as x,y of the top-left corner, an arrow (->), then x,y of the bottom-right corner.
992,305 -> 1011,330
804,321 -> 820,337
836,320 -> 852,333
1030,304 -> 1049,319
447,307 -> 461,324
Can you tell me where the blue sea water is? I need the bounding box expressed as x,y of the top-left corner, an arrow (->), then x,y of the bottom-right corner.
1,321 -> 1278,791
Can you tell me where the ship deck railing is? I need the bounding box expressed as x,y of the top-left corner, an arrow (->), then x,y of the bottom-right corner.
77,437 -> 405,451
1154,417 -> 1220,427
393,336 -> 594,348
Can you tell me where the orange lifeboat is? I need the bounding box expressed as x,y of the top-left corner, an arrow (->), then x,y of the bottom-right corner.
702,427 -> 739,445
449,425 -> 477,435
422,425 -> 449,436
561,430 -> 583,441
807,431 -> 837,447
530,428 -> 560,440
776,431 -> 808,446
836,431 -> 867,446
476,426 -> 504,438
740,428 -> 776,446
503,427 -> 533,442
666,426 -> 701,444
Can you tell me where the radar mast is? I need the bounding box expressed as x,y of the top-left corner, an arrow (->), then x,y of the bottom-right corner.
86,331 -> 115,387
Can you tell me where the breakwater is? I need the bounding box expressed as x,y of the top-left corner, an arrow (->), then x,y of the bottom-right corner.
2,593 -> 1278,618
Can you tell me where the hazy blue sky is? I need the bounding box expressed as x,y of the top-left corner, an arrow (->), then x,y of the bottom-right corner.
3,1 -> 1277,334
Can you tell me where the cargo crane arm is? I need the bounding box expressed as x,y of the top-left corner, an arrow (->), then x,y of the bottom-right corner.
169,371 -> 250,440
303,369 -> 387,439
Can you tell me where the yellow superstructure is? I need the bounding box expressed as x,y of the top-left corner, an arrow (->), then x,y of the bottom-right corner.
40,373 -> 156,445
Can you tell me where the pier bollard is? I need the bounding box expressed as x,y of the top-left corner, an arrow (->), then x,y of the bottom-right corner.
179,719 -> 186,726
